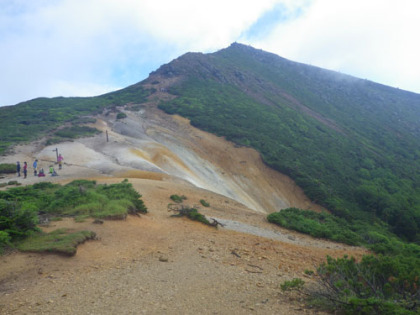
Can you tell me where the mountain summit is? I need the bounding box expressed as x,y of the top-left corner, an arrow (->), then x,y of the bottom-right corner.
146,43 -> 420,241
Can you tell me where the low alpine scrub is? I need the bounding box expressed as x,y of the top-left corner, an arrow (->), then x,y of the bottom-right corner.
281,254 -> 420,315
0,179 -> 147,253
17,229 -> 96,256
200,199 -> 210,207
170,194 -> 187,203
267,208 -> 363,246
0,163 -> 16,174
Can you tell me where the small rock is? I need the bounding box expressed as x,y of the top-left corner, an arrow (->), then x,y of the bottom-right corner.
159,256 -> 168,262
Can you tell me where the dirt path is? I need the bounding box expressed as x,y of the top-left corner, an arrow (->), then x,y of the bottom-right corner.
0,177 -> 368,314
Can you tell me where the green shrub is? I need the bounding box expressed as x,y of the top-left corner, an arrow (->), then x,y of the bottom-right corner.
56,126 -> 100,139
170,206 -> 212,226
0,199 -> 39,241
0,231 -> 11,253
280,254 -> 420,314
280,278 -> 305,292
311,255 -> 420,314
200,199 -> 210,207
267,208 -> 363,246
0,163 -> 16,174
170,194 -> 187,203
0,179 -> 147,254
72,117 -> 97,124
186,208 -> 211,225
116,112 -> 127,119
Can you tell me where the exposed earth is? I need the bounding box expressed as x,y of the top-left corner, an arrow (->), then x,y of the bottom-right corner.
0,91 -> 368,314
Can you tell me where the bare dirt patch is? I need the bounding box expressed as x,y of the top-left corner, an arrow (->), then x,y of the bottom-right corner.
0,177 -> 367,314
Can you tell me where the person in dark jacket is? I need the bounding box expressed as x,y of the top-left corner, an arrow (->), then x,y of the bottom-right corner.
16,161 -> 21,177
23,162 -> 27,179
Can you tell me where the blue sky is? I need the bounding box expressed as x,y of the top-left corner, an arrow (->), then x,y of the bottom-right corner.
1,0 -> 419,106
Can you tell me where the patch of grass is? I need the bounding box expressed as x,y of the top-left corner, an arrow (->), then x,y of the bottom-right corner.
0,163 -> 16,174
74,215 -> 90,223
72,117 -> 97,124
267,208 -> 363,246
92,200 -> 130,220
116,112 -> 127,119
200,199 -> 210,207
0,179 -> 147,254
170,194 -> 187,203
17,229 -> 96,256
7,180 -> 20,186
280,278 -> 305,292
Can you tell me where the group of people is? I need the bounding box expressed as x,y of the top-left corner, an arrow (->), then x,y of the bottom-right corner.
16,154 -> 63,179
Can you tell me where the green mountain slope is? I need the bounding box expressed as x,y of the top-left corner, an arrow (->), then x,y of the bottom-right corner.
0,83 -> 149,153
154,43 -> 420,242
1,43 -> 419,243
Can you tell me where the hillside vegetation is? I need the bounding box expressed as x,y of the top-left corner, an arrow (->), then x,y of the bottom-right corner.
0,179 -> 147,254
153,43 -> 420,313
156,43 -> 420,244
0,83 -> 149,154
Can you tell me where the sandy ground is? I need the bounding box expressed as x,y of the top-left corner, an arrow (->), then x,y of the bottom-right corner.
0,177 -> 368,315
0,90 -> 369,314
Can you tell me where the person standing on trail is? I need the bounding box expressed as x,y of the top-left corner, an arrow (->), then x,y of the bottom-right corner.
57,154 -> 64,170
16,161 -> 21,177
33,159 -> 38,176
23,162 -> 28,179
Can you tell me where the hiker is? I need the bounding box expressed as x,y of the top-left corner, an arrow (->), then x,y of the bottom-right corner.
16,161 -> 21,177
57,154 -> 64,170
33,159 -> 38,176
38,168 -> 45,177
51,168 -> 59,176
23,162 -> 28,179
49,165 -> 54,174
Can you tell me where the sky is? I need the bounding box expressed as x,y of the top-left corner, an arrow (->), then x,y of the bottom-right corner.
1,0 -> 420,106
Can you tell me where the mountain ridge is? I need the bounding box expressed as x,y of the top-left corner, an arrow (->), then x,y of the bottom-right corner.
1,42 -> 419,242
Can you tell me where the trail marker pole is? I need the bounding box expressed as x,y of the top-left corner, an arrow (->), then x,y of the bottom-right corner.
52,148 -> 59,162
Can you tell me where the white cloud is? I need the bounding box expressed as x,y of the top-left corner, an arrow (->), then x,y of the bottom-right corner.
1,0 -> 419,106
250,0 -> 420,92
0,0 -> 282,105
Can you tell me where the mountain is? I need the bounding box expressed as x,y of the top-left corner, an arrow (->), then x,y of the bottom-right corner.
151,43 -> 420,241
1,43 -> 419,242
1,43 -> 420,314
